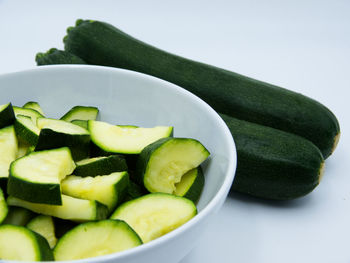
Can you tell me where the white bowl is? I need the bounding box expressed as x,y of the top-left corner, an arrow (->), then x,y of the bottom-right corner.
0,65 -> 236,263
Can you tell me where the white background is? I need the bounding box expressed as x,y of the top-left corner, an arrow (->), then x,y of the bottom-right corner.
0,1 -> 349,262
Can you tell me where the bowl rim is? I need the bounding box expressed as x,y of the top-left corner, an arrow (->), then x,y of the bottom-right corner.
0,65 -> 237,262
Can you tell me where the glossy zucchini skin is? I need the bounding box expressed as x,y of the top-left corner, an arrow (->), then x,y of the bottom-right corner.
64,19 -> 340,158
36,48 -> 87,66
221,114 -> 324,200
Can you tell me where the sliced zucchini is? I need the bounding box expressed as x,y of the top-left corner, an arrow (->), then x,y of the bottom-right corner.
174,167 -> 205,203
0,188 -> 8,223
74,155 -> 128,177
111,193 -> 197,243
136,138 -> 210,194
53,218 -> 78,238
61,105 -> 99,122
0,125 -> 18,182
7,147 -> 76,205
14,114 -> 40,145
27,215 -> 57,248
13,106 -> 44,124
88,120 -> 173,154
54,219 -> 142,260
62,171 -> 129,210
0,102 -> 15,128
124,180 -> 146,202
23,101 -> 45,116
7,195 -> 108,222
35,118 -> 90,160
2,206 -> 36,226
0,224 -> 54,261
71,119 -> 88,129
17,140 -> 32,158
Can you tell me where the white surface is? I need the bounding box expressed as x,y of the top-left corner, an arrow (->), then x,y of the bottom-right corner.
0,65 -> 236,263
0,1 -> 349,262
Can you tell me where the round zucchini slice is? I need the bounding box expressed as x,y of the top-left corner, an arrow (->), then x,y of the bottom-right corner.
54,219 -> 142,260
0,224 -> 54,261
174,167 -> 205,203
110,193 -> 197,243
136,138 -> 209,194
27,215 -> 57,248
0,125 -> 18,182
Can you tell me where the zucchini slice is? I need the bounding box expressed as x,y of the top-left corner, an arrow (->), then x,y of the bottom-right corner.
2,206 -> 36,226
35,118 -> 90,161
0,188 -> 8,223
14,114 -> 40,145
74,155 -> 128,177
0,102 -> 15,128
13,106 -> 44,124
71,119 -> 88,129
61,105 -> 99,122
174,167 -> 205,203
54,219 -> 142,260
27,215 -> 57,248
7,195 -> 108,222
7,147 -> 76,205
136,138 -> 210,194
111,193 -> 197,243
23,101 -> 45,116
0,125 -> 18,182
0,225 -> 54,261
88,120 -> 173,154
62,172 -> 129,210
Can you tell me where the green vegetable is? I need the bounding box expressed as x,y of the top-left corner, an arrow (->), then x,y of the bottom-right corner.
60,105 -> 99,122
27,215 -> 57,248
0,188 -> 8,223
23,101 -> 45,116
0,125 -> 18,185
64,19 -> 340,158
136,138 -> 209,194
14,114 -> 40,145
35,118 -> 90,161
36,48 -> 87,65
7,195 -> 108,222
53,220 -> 142,261
88,120 -> 173,154
110,193 -> 197,243
13,106 -> 44,123
2,206 -> 36,226
71,119 -> 88,129
7,147 -> 76,205
221,113 -> 325,200
0,103 -> 15,128
0,224 -> 54,261
174,167 -> 205,203
74,155 -> 128,177
61,171 -> 129,211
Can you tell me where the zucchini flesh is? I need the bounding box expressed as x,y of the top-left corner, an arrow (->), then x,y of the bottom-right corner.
13,106 -> 44,124
88,120 -> 173,154
136,138 -> 209,194
221,113 -> 325,200
14,114 -> 40,145
74,155 -> 128,177
54,220 -> 142,260
0,188 -> 7,223
0,224 -> 54,261
110,193 -> 197,243
61,105 -> 99,122
61,172 -> 129,210
0,103 -> 16,128
23,101 -> 45,116
64,19 -> 340,158
174,167 -> 205,203
0,125 -> 18,181
36,48 -> 87,66
71,119 -> 88,129
2,206 -> 36,226
7,147 -> 76,205
27,215 -> 57,248
7,195 -> 109,222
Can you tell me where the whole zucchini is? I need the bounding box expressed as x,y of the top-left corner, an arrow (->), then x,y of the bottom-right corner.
220,113 -> 324,200
63,19 -> 340,158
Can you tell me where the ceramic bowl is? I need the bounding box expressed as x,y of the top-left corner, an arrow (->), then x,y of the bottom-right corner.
0,65 -> 236,263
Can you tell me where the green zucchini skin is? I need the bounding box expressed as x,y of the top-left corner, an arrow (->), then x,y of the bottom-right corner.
220,114 -> 324,200
64,19 -> 340,158
36,48 -> 87,66
35,128 -> 90,161
0,103 -> 16,129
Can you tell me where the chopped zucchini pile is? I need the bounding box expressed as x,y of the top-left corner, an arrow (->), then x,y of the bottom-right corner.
0,102 -> 209,261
